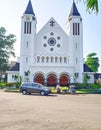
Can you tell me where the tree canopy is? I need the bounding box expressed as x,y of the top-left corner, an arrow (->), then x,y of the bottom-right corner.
81,0 -> 99,13
0,27 -> 16,72
85,53 -> 100,72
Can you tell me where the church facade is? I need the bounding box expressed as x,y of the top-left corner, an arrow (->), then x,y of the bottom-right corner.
19,0 -> 83,86
8,1 -> 96,85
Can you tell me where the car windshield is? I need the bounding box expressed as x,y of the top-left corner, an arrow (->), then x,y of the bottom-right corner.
35,83 -> 45,87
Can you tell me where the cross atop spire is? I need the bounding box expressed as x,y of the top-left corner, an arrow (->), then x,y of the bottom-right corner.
69,1 -> 80,18
24,0 -> 35,15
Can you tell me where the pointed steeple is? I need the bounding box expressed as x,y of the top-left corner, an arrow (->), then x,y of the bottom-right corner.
69,0 -> 80,18
24,0 -> 35,15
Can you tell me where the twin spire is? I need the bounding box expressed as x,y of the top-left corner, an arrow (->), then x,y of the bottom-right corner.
24,0 -> 35,15
69,0 -> 80,18
24,0 -> 80,18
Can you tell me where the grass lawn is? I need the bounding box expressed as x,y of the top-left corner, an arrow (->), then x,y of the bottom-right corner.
76,89 -> 101,94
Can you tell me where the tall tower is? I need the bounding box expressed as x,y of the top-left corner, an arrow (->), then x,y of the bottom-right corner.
66,1 -> 83,83
20,0 -> 37,82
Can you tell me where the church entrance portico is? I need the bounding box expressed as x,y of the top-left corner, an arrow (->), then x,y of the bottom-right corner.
33,73 -> 70,86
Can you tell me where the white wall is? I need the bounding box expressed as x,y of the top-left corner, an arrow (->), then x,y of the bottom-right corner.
7,71 -> 19,83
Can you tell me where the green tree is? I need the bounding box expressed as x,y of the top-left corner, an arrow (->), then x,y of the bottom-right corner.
0,27 -> 16,72
78,0 -> 99,13
83,0 -> 99,13
83,73 -> 90,84
85,53 -> 100,72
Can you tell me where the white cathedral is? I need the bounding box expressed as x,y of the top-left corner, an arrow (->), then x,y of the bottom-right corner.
7,0 -> 95,85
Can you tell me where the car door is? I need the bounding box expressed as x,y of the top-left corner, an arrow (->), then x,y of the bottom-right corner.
32,83 -> 40,93
27,83 -> 33,93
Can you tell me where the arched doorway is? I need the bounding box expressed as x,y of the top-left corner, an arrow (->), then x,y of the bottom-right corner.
47,74 -> 57,86
34,74 -> 44,85
60,74 -> 69,86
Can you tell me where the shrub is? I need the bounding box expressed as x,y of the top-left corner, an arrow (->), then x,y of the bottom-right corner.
74,83 -> 86,89
6,83 -> 15,87
89,84 -> 101,89
0,82 -> 7,88
74,83 -> 101,89
15,82 -> 21,88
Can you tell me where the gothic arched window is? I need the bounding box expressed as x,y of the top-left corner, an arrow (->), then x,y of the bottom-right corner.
37,56 -> 40,63
64,57 -> 67,63
46,57 -> 49,63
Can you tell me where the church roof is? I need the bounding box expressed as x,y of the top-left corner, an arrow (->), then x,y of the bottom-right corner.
69,1 -> 80,18
94,73 -> 101,79
24,0 -> 35,15
84,64 -> 93,72
9,62 -> 19,71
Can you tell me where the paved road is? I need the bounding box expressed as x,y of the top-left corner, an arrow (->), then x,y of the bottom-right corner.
0,90 -> 101,130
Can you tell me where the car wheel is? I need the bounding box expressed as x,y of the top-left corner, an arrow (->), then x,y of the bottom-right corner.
22,90 -> 27,95
40,91 -> 45,96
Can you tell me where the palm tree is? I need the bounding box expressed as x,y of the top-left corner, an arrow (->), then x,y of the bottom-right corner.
81,0 -> 99,13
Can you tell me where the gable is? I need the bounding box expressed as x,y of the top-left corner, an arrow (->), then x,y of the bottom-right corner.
35,17 -> 69,56
37,17 -> 68,37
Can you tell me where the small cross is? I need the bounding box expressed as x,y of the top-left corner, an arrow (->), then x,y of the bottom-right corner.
50,20 -> 55,27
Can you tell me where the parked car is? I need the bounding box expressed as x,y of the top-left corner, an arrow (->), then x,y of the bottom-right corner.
20,82 -> 51,96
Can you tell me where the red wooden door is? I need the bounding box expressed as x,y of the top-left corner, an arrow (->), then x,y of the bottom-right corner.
34,74 -> 44,85
60,75 -> 68,86
47,75 -> 56,86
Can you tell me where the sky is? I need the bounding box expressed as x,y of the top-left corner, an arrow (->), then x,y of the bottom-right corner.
0,0 -> 101,72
